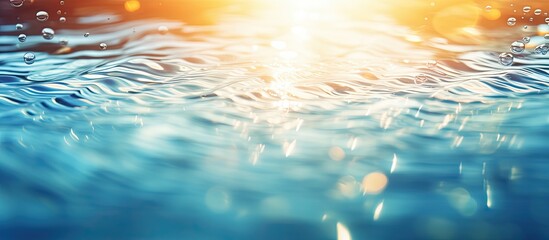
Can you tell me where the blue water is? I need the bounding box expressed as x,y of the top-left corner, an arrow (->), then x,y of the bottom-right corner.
1,6 -> 549,240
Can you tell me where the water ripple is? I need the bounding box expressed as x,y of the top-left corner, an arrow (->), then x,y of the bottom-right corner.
0,10 -> 548,240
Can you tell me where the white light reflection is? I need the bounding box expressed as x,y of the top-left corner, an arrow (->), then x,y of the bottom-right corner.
373,200 -> 384,221
336,222 -> 352,240
486,182 -> 493,208
322,213 -> 328,221
390,154 -> 398,173
283,139 -> 297,157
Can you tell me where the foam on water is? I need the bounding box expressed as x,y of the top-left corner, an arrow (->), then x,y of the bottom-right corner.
0,6 -> 548,240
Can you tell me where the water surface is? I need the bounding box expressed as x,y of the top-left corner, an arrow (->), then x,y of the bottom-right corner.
0,2 -> 548,239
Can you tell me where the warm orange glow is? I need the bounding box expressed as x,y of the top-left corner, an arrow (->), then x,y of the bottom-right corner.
482,8 -> 501,21
124,0 -> 141,13
432,3 -> 482,44
362,172 -> 388,194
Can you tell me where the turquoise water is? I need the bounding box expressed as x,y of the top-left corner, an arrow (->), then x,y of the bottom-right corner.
1,5 -> 549,240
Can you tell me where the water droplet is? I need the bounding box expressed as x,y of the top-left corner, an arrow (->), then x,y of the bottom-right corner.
84,32 -> 90,37
158,26 -> 168,34
23,52 -> 35,64
522,36 -> 530,43
36,11 -> 49,22
534,9 -> 542,16
99,43 -> 107,50
10,0 -> 24,7
41,28 -> 54,40
59,39 -> 68,46
426,59 -> 438,68
498,52 -> 513,66
59,17 -> 66,23
533,44 -> 549,55
523,6 -> 531,13
507,17 -> 516,26
510,41 -> 525,53
15,23 -> 23,30
18,34 -> 26,42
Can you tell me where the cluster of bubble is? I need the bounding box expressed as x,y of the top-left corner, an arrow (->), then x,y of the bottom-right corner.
12,0 -> 74,64
500,5 -> 549,66
13,0 -> 117,65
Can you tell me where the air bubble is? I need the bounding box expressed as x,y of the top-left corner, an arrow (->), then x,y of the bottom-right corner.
426,60 -> 438,68
523,6 -> 531,13
534,44 -> 549,55
60,0 -> 64,5
158,26 -> 168,34
498,52 -> 513,66
84,32 -> 90,37
99,43 -> 107,50
59,39 -> 68,46
485,6 -> 492,12
510,41 -> 525,53
522,37 -> 530,43
10,0 -> 24,7
18,34 -> 26,42
36,11 -> 49,22
534,9 -> 542,15
23,52 -> 35,64
507,17 -> 516,26
59,17 -> 66,23
15,23 -> 23,30
545,18 -> 549,24
42,28 -> 55,40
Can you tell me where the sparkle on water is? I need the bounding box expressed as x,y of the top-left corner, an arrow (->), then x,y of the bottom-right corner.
1,1 -> 549,240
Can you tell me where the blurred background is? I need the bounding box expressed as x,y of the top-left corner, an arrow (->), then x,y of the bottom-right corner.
2,0 -> 549,33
